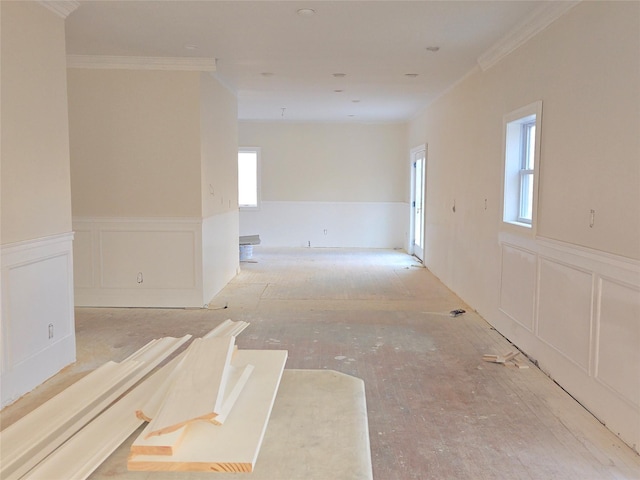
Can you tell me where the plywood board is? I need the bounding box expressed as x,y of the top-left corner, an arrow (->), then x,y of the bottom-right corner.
145,336 -> 236,438
128,349 -> 288,472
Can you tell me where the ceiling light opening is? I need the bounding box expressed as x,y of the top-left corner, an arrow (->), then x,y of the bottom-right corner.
426,46 -> 440,52
296,8 -> 316,16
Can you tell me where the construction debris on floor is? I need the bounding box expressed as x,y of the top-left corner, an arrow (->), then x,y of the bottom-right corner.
1,319 -> 288,478
482,350 -> 529,369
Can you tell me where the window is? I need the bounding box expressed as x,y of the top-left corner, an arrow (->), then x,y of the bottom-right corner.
503,101 -> 542,229
238,148 -> 260,209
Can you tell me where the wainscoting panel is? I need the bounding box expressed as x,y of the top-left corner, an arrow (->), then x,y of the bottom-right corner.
72,228 -> 94,288
1,232 -> 76,407
73,217 -> 203,307
99,229 -> 197,289
239,201 -> 408,249
499,244 -> 536,331
537,257 -> 593,372
497,233 -> 640,453
596,277 -> 640,409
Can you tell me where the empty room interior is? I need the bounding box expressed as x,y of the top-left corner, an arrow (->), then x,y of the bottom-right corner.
1,1 -> 639,479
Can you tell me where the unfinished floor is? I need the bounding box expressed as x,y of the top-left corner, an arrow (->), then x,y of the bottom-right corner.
2,248 -> 639,479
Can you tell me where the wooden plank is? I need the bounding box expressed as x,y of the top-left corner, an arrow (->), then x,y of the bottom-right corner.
482,351 -> 519,364
0,335 -> 190,480
130,362 -> 255,456
128,349 -> 288,473
212,363 -> 255,425
145,336 -> 236,438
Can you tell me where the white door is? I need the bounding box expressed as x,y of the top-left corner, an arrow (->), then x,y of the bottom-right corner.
411,146 -> 426,261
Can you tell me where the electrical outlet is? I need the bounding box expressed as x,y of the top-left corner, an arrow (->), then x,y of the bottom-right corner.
48,323 -> 54,339
137,272 -> 144,284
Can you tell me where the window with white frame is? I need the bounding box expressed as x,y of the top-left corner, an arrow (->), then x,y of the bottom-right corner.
503,101 -> 542,228
238,148 -> 260,209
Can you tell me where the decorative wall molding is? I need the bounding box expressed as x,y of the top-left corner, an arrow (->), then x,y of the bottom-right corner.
497,231 -> 640,453
73,214 -> 239,308
1,232 -> 76,407
66,55 -> 217,72
73,217 -> 204,307
477,1 -> 581,71
37,1 -> 80,19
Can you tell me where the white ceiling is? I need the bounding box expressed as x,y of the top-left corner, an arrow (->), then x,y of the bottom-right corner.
64,1 -> 544,123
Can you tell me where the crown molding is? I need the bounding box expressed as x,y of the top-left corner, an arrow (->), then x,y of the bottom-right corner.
37,1 -> 80,19
66,55 -> 217,72
477,1 -> 581,71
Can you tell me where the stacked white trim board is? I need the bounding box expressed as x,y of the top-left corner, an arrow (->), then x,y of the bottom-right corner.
2,320 -> 288,479
1,334 -> 191,480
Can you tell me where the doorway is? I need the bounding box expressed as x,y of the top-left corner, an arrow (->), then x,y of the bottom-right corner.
410,145 -> 426,261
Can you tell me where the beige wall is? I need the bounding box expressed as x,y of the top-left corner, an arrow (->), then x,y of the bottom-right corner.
1,1 -> 72,244
67,69 -> 202,218
200,73 -> 239,218
414,1 -> 639,268
239,122 -> 408,203
409,1 -> 640,451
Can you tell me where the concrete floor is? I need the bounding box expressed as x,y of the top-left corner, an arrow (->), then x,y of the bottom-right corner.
2,248 -> 639,479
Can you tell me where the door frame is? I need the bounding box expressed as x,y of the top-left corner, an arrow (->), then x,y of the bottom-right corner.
409,144 -> 427,260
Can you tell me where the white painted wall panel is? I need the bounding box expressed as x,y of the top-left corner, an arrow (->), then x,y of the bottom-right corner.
499,244 -> 536,331
74,218 -> 203,307
239,201 -> 408,249
537,258 -> 593,372
497,233 -> 640,452
100,230 -> 196,289
72,228 -> 93,288
597,278 -> 640,408
8,254 -> 72,365
202,211 -> 240,306
1,233 -> 76,407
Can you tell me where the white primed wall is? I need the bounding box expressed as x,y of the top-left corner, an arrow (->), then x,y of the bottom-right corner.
238,122 -> 409,248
